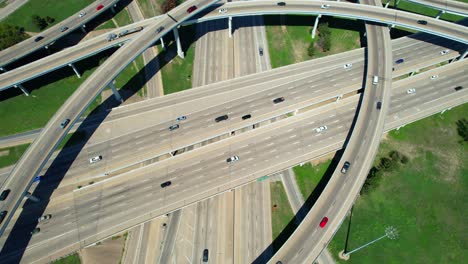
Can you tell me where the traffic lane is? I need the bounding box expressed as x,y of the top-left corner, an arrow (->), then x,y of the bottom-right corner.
3,70 -> 466,259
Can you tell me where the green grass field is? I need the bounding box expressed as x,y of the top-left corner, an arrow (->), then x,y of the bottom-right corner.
0,1 -> 7,8
0,143 -> 30,168
95,19 -> 116,30
137,0 -> 162,18
2,0 -> 94,32
270,181 -> 295,240
265,16 -> 363,69
293,160 -> 332,199
113,8 -> 133,27
0,52 -> 111,137
387,0 -> 464,22
114,54 -> 147,98
51,253 -> 81,264
326,103 -> 468,263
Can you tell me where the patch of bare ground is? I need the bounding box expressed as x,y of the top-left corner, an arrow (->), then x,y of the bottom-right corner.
0,150 -> 9,157
80,236 -> 125,264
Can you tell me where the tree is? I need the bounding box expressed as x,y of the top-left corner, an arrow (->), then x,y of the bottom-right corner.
162,0 -> 178,13
389,150 -> 402,162
317,22 -> 332,52
0,23 -> 28,51
456,118 -> 468,142
379,157 -> 395,171
45,16 -> 55,24
32,15 -> 47,30
307,41 -> 316,57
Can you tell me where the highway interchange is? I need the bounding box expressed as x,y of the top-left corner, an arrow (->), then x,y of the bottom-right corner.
0,0 -> 467,263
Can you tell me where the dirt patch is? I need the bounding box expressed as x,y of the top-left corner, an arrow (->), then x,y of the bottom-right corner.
0,150 -> 9,157
80,236 -> 125,264
292,40 -> 308,63
308,153 -> 335,166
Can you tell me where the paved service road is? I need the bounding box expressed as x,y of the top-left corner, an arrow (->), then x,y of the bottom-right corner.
0,0 -> 121,69
1,61 -> 466,263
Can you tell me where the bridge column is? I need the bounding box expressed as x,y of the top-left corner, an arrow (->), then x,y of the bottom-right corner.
110,6 -> 116,13
68,63 -> 81,78
25,192 -> 40,202
15,84 -> 30,96
0,67 -> 5,72
395,0 -> 401,8
435,10 -> 445,19
459,48 -> 468,60
108,82 -> 123,103
81,24 -> 87,33
173,27 -> 184,59
311,14 -> 322,39
160,36 -> 165,50
384,0 -> 390,8
409,71 -> 415,76
228,16 -> 233,38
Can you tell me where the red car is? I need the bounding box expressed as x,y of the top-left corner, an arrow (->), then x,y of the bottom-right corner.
96,4 -> 104,11
187,5 -> 197,13
319,217 -> 329,228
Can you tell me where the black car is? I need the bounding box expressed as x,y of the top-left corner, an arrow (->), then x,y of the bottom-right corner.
273,97 -> 285,104
376,102 -> 382,110
417,20 -> 428,25
34,36 -> 44,42
242,114 -> 252,120
277,2 -> 286,6
454,86 -> 463,91
31,228 -> 40,235
0,189 -> 11,201
60,26 -> 69,32
0,211 -> 7,225
341,161 -> 351,174
60,118 -> 70,129
156,26 -> 164,34
160,181 -> 172,188
215,115 -> 229,122
203,249 -> 209,262
259,47 -> 264,56
169,124 -> 179,131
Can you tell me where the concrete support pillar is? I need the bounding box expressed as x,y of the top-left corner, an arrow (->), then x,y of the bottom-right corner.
396,125 -> 405,130
409,71 -> 415,76
173,27 -> 184,59
435,10 -> 445,19
160,36 -> 165,50
228,16 -> 233,38
108,82 -> 123,103
68,63 -> 81,78
459,48 -> 468,60
292,109 -> 298,116
0,67 -> 6,72
311,14 -> 322,39
81,24 -> 87,33
14,84 -> 30,96
25,192 -> 40,202
384,0 -> 390,8
395,0 -> 401,8
110,6 -> 116,13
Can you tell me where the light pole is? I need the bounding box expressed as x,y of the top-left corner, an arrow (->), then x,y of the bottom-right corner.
340,226 -> 398,260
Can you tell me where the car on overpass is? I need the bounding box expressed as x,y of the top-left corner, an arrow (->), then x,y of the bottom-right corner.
341,161 -> 351,174
319,217 -> 329,228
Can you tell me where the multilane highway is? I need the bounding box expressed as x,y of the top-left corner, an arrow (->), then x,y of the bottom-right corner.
0,0 -> 221,241
1,60 -> 466,263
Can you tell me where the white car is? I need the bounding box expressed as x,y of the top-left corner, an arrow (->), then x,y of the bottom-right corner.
226,156 -> 239,163
176,116 -> 187,121
440,49 -> 449,55
315,125 -> 328,133
321,4 -> 330,9
79,11 -> 86,18
343,63 -> 352,69
406,88 -> 416,94
219,8 -> 227,13
37,214 -> 52,223
89,155 -> 102,164
430,75 -> 438,80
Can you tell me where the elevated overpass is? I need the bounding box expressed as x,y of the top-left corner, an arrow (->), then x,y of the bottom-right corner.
0,61 -> 466,263
0,0 -> 467,258
403,0 -> 468,16
0,0 -> 121,70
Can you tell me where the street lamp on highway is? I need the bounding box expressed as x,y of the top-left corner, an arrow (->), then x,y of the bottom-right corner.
340,226 -> 398,259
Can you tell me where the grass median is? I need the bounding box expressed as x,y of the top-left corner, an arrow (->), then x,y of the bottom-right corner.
2,0 -> 94,32
270,181 -> 296,240
293,160 -> 332,199
51,253 -> 81,264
